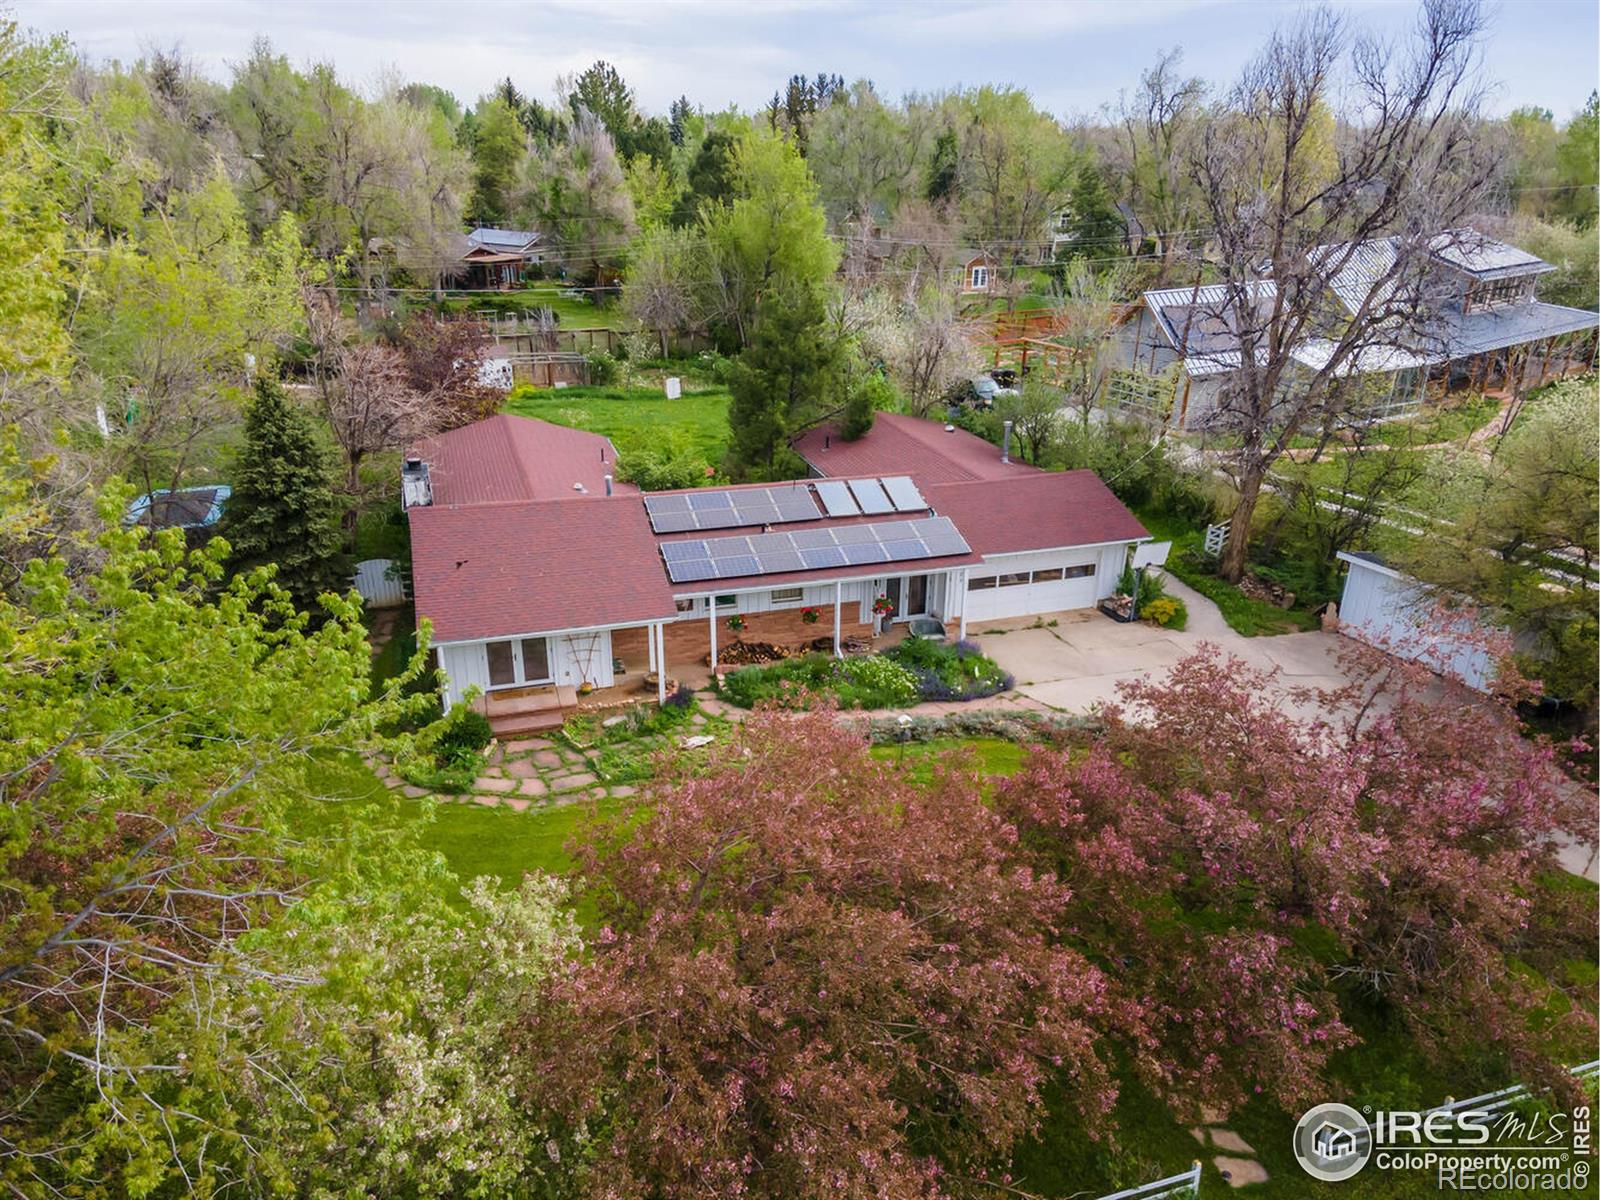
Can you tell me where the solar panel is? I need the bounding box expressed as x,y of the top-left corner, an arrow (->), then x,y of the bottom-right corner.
661,540 -> 708,561
881,476 -> 927,512
668,559 -> 716,582
848,478 -> 894,514
790,528 -> 839,549
645,493 -> 691,513
650,511 -> 699,533
662,517 -> 969,586
800,546 -> 848,570
843,542 -> 889,565
688,491 -> 734,510
814,479 -> 860,517
695,510 -> 743,531
882,538 -> 928,561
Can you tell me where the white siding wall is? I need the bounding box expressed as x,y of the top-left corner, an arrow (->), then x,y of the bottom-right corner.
439,642 -> 490,710
437,628 -> 616,711
963,547 -> 1121,621
1338,559 -> 1494,691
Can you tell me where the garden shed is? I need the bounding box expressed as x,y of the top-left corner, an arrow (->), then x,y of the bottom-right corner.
1335,551 -> 1495,691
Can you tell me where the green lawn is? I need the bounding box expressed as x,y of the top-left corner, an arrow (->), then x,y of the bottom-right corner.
504,383 -> 731,466
444,285 -> 630,330
867,735 -> 1027,779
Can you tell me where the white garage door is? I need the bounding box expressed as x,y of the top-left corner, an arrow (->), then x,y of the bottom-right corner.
964,554 -> 1100,621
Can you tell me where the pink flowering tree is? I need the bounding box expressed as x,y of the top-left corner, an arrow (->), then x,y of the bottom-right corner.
528,710 -> 1136,1200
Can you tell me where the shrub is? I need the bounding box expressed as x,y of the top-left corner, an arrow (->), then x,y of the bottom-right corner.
585,351 -> 620,385
1140,596 -> 1187,629
664,684 -> 695,711
436,707 -> 492,757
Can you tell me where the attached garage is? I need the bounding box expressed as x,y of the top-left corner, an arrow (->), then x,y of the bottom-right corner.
962,547 -> 1110,622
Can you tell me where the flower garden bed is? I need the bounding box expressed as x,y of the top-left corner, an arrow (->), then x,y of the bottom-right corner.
718,637 -> 1012,710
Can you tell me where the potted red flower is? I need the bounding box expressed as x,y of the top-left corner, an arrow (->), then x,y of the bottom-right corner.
726,613 -> 747,633
800,605 -> 821,624
872,595 -> 895,616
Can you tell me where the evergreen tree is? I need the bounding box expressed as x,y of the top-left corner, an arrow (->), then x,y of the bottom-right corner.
724,286 -> 841,479
924,127 -> 959,203
223,377 -> 350,610
1055,164 -> 1124,263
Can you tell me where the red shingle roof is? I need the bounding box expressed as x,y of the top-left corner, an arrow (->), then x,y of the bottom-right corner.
409,497 -> 676,643
925,473 -> 1149,556
791,412 -> 1038,484
414,414 -> 633,506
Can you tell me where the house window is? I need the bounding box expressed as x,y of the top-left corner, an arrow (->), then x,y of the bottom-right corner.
715,594 -> 737,609
769,587 -> 804,605
970,265 -> 989,289
1032,567 -> 1065,583
968,575 -> 998,590
1061,564 -> 1095,579
997,572 -> 1030,588
1468,277 -> 1528,309
485,636 -> 553,688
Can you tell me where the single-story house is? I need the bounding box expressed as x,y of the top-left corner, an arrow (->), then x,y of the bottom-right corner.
1112,228 -> 1599,429
1335,551 -> 1498,691
406,411 -> 1149,730
961,253 -> 998,295
457,227 -> 544,290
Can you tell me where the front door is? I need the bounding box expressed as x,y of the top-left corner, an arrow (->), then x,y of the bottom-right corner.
906,573 -> 928,617
883,575 -> 929,622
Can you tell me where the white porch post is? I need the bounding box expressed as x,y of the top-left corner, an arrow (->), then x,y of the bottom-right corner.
958,568 -> 968,641
646,620 -> 658,672
708,604 -> 718,674
833,580 -> 843,657
655,623 -> 667,704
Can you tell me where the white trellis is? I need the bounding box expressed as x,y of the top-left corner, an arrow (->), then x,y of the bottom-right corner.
1202,521 -> 1231,558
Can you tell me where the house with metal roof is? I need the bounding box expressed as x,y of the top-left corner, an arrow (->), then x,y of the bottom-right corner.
405,412 -> 1149,733
456,227 -> 545,290
1111,228 -> 1598,430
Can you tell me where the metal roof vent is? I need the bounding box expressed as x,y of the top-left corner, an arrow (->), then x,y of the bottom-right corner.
400,458 -> 432,508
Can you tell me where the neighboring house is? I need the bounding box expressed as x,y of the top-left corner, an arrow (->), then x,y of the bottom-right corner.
457,227 -> 544,289
1335,551 -> 1498,692
406,411 -> 1149,729
1042,201 -> 1145,262
1111,228 -> 1599,430
961,253 -> 998,295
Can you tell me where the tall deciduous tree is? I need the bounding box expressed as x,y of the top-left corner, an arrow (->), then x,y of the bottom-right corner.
0,443 -> 434,1192
465,94 -> 526,226
530,108 -> 635,286
223,376 -> 349,609
1188,0 -> 1497,582
701,131 -> 838,346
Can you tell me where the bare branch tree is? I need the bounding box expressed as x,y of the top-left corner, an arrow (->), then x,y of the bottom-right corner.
1186,0 -> 1497,581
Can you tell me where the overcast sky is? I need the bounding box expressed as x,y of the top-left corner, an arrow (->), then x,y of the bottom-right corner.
13,0 -> 1599,122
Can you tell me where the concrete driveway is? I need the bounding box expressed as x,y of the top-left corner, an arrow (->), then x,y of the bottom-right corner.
974,575 -> 1352,722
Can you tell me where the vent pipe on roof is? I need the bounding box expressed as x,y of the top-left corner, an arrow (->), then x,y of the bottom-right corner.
1001,421 -> 1013,464
824,434 -> 830,450
604,474 -> 613,496
400,458 -> 432,509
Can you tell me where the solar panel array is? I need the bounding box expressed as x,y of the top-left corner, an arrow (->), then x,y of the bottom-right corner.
660,517 -> 970,584
643,485 -> 820,533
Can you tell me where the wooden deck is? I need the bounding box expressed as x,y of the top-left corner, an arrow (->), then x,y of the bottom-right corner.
483,684 -> 578,736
